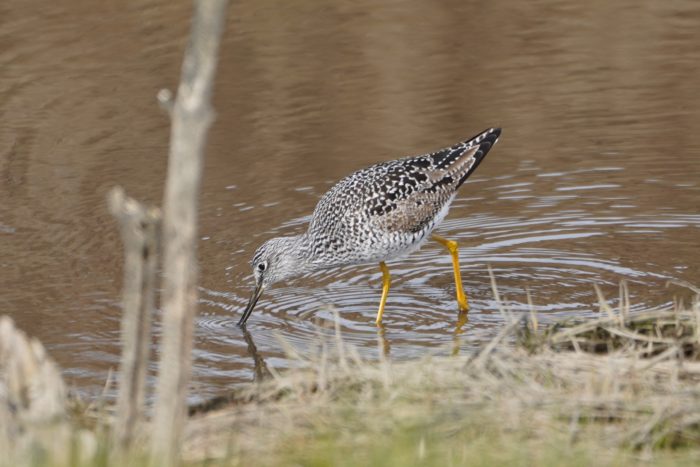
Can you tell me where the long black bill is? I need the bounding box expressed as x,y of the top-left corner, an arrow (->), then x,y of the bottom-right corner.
238,283 -> 264,326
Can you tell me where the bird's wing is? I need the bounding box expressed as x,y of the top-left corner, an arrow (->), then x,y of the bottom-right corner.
371,127 -> 501,233
308,128 -> 501,237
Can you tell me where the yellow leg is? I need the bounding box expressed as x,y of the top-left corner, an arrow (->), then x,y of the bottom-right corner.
375,261 -> 391,325
432,234 -> 469,312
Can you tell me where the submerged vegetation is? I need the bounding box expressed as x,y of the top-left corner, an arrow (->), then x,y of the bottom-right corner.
5,283 -> 699,466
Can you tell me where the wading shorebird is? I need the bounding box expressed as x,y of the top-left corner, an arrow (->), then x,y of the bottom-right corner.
238,127 -> 501,326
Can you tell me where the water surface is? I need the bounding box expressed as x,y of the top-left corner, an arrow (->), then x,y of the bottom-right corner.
1,0 -> 699,401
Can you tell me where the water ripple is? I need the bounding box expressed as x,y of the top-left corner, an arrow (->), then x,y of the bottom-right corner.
195,198 -> 696,399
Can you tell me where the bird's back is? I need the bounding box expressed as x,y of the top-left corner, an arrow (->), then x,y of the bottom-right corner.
305,128 -> 501,266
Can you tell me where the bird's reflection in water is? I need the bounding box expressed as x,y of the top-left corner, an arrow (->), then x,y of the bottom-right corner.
240,325 -> 272,382
239,308 -> 470,381
376,310 -> 468,358
188,327 -> 271,416
377,323 -> 390,357
452,310 -> 469,356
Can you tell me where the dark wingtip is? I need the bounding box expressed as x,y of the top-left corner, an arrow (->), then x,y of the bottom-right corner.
476,127 -> 502,149
456,127 -> 502,187
483,126 -> 501,136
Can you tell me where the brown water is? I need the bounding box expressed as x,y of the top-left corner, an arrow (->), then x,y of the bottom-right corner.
2,0 -> 699,402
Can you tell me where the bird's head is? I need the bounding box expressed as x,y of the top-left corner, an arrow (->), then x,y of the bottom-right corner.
238,236 -> 306,326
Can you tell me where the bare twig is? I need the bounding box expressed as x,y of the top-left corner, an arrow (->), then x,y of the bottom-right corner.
151,1 -> 230,465
108,187 -> 161,454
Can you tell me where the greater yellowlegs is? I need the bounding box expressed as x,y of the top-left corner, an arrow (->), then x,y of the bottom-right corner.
238,127 -> 501,326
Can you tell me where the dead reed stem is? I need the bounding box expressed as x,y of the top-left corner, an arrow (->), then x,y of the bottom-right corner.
151,1 -> 230,465
108,187 -> 160,454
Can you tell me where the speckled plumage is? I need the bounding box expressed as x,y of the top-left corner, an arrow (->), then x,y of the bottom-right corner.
304,127 -> 501,267
239,128 -> 501,325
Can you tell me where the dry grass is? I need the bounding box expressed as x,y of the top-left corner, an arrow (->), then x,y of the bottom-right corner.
183,286 -> 700,466
3,283 -> 700,466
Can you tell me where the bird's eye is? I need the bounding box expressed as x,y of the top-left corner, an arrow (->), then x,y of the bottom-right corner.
257,262 -> 266,272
